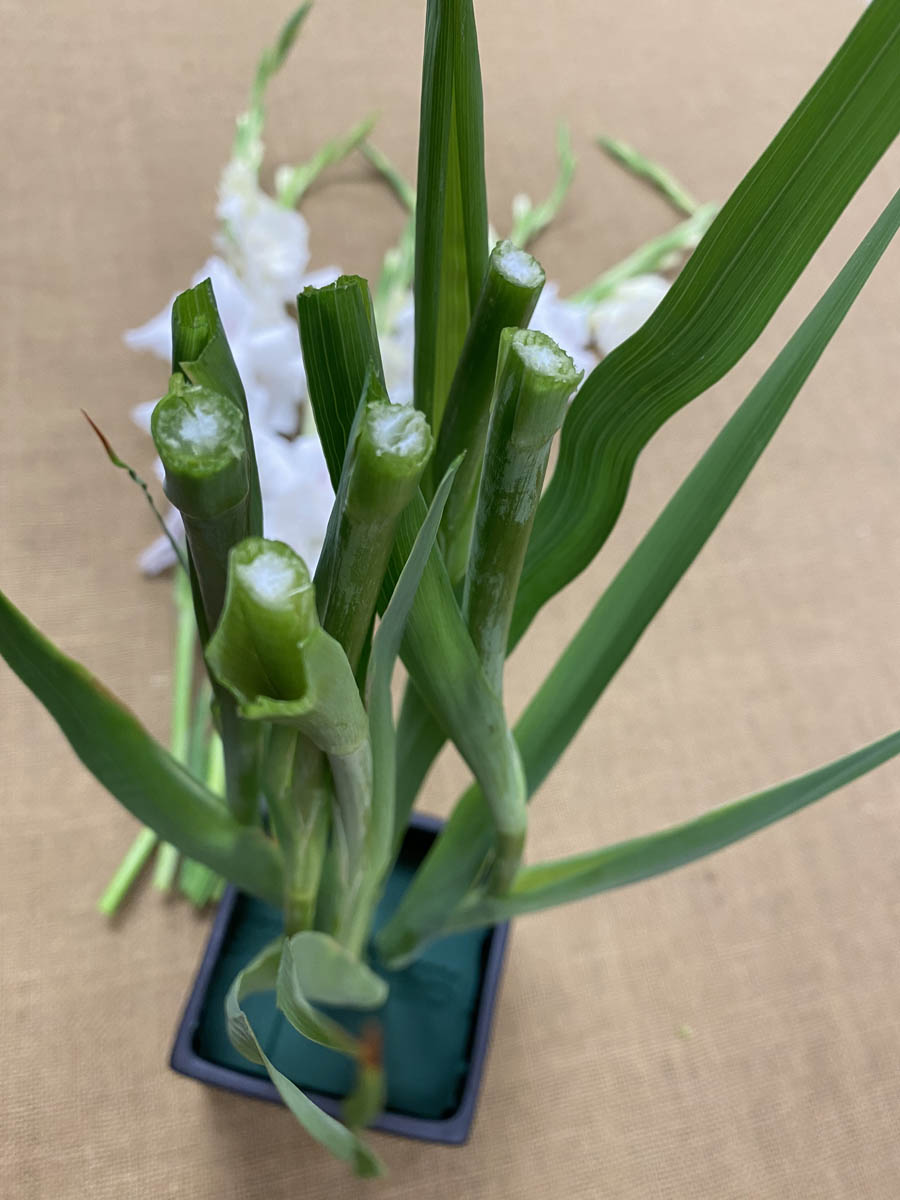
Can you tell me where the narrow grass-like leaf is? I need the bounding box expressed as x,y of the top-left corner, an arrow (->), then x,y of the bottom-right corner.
378,183 -> 900,964
368,458 -> 460,867
442,729 -> 900,932
510,0 -> 900,646
225,942 -> 384,1178
339,458 -> 461,954
0,590 -> 283,906
414,0 -> 489,436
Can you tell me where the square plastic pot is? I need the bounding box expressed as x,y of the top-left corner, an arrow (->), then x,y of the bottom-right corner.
170,812 -> 510,1144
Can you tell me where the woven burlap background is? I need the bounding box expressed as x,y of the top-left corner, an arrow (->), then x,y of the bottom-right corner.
2,1 -> 899,1196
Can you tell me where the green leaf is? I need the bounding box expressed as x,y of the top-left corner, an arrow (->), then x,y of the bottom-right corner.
510,0 -> 900,647
283,932 -> 387,1008
276,938 -> 366,1054
367,457 -> 460,867
225,942 -> 384,1178
444,729 -> 900,931
172,279 -> 263,537
377,182 -> 900,966
0,589 -> 283,907
413,0 -> 489,436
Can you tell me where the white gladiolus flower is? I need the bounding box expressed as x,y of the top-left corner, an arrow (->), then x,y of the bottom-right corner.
216,157 -> 312,320
588,273 -> 670,355
530,283 -> 598,379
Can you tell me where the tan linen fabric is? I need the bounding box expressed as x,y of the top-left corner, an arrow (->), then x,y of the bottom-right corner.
2,1 -> 899,1196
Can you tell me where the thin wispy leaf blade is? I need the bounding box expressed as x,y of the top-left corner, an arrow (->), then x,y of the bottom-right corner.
511,0 -> 900,646
0,589 -> 283,906
414,0 -> 489,435
81,410 -> 188,574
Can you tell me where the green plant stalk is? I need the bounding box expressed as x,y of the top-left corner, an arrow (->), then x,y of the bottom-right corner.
206,539 -> 373,910
434,239 -> 546,583
171,280 -> 263,537
595,133 -> 700,217
394,326 -> 577,817
151,379 -> 261,825
463,330 -> 580,695
179,716 -> 225,906
339,459 -> 461,956
232,3 -> 312,166
153,567 -> 199,889
264,726 -> 331,935
97,827 -> 159,917
378,183 -> 900,964
98,566 -> 198,910
298,275 -> 527,888
315,374 -> 434,675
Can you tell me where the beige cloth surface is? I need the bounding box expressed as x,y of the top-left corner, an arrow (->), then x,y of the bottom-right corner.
2,1 -> 899,1196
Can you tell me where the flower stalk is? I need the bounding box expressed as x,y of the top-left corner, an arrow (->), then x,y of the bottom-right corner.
463,329 -> 581,694
316,374 -> 433,675
434,240 -> 545,582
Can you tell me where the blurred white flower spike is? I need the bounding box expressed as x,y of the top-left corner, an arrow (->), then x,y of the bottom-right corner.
124,6 -> 701,577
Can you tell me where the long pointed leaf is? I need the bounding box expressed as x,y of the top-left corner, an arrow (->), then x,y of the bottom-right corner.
510,0 -> 900,646
367,457 -> 461,866
0,590 -> 282,906
377,183 -> 900,964
443,729 -> 900,932
413,0 -> 488,435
